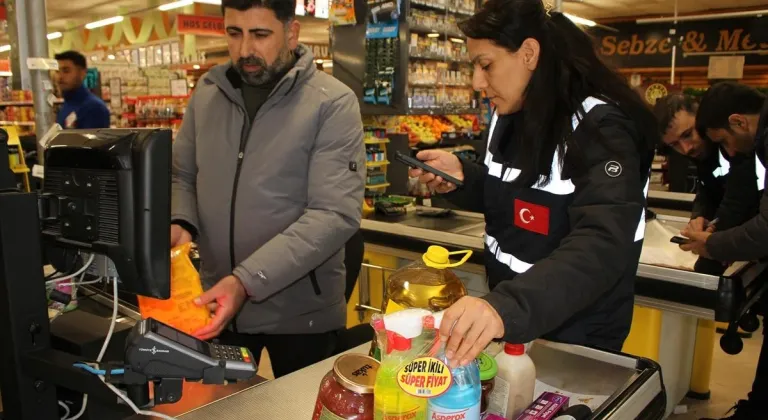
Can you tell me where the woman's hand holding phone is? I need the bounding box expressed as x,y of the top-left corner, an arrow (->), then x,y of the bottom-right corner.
408,150 -> 465,194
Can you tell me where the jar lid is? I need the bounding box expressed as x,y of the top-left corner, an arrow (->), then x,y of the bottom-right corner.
476,352 -> 498,381
333,354 -> 380,394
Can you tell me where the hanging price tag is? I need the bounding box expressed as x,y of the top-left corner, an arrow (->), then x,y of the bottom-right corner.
27,58 -> 59,71
397,357 -> 452,398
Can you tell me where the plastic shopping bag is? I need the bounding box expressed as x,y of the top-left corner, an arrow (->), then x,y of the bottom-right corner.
137,243 -> 211,335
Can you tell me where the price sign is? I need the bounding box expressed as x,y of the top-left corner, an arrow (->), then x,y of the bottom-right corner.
397,357 -> 452,398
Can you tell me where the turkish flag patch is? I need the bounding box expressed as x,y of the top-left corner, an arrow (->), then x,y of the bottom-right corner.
514,199 -> 550,236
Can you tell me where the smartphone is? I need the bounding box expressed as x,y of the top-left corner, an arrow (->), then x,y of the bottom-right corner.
670,236 -> 691,245
394,151 -> 464,187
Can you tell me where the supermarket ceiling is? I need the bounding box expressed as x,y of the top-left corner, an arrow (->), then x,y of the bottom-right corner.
44,0 -> 330,44
42,0 -> 768,23
23,0 -> 768,38
564,0 -> 768,20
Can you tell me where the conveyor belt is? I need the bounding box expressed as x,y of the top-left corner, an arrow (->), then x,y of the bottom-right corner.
361,210 -> 767,321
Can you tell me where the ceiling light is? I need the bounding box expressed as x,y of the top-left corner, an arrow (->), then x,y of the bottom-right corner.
564,13 -> 596,27
193,0 -> 222,4
159,0 -> 194,10
427,33 -> 440,38
0,45 -> 11,52
315,59 -> 324,64
47,32 -> 63,40
85,16 -> 124,30
449,38 -> 464,44
193,64 -> 201,69
108,54 -> 116,60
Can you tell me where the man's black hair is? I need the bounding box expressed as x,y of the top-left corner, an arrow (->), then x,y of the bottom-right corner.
221,0 -> 295,22
696,82 -> 767,138
653,94 -> 698,137
54,51 -> 87,69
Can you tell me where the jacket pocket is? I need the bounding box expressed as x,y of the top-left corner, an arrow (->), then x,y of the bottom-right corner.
309,270 -> 322,296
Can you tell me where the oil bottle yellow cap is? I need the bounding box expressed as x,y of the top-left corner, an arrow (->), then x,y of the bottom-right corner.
422,246 -> 473,269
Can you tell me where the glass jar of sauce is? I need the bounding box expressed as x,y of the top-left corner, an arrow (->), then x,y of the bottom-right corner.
476,352 -> 498,415
313,354 -> 379,420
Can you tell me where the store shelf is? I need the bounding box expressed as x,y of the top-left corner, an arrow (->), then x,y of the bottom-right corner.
409,81 -> 472,88
409,54 -> 471,65
0,121 -> 35,126
407,108 -> 480,115
366,160 -> 391,168
0,101 -> 34,106
410,0 -> 474,17
365,138 -> 391,145
408,24 -> 465,40
366,183 -> 391,189
0,99 -> 65,106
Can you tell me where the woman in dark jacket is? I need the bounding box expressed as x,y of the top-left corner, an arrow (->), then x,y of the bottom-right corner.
410,0 -> 658,367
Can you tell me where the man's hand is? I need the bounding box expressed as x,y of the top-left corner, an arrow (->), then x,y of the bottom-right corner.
193,275 -> 248,340
686,217 -> 717,234
438,296 -> 505,368
679,229 -> 713,259
171,224 -> 192,248
408,150 -> 464,194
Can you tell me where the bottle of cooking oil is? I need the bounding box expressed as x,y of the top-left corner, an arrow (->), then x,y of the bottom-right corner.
371,245 -> 471,360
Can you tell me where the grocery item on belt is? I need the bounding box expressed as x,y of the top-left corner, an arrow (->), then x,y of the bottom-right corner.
476,352 -> 498,415
514,392 -> 570,420
370,246 -> 471,360
312,354 -> 379,420
371,308 -> 484,420
495,343 -> 536,419
373,308 -> 432,420
137,243 -> 210,335
552,404 -> 591,420
427,311 -> 483,420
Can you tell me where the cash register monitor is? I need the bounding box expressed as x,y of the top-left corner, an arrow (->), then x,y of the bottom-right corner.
40,129 -> 171,299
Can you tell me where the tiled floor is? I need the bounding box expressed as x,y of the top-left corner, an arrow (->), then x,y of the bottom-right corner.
669,323 -> 763,420
255,324 -> 764,420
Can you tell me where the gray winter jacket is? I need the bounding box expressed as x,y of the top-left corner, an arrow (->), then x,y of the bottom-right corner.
171,45 -> 365,334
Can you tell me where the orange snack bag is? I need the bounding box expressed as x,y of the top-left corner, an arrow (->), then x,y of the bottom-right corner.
137,243 -> 211,336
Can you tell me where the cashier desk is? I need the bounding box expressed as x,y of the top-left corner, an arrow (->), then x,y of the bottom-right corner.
356,199 -> 767,418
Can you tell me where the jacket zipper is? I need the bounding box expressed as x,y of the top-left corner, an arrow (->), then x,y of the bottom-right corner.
229,115 -> 251,333
309,270 -> 322,295
224,71 -> 301,333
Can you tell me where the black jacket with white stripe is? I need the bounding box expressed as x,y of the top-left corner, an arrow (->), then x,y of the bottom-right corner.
691,148 -> 761,233
446,99 -> 653,350
707,99 -> 768,262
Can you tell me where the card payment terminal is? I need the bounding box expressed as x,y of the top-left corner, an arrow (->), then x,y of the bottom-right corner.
124,318 -> 257,385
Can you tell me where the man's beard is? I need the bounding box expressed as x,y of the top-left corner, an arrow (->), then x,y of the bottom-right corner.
236,45 -> 295,86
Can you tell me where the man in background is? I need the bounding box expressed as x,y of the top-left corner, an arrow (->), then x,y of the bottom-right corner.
654,93 -> 760,274
681,82 -> 767,420
54,51 -> 110,129
170,0 -> 365,377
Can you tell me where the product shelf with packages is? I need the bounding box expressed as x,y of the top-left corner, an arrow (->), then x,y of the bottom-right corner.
406,0 -> 479,115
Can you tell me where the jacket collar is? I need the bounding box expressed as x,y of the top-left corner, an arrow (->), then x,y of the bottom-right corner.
63,84 -> 90,103
757,98 -> 768,147
204,44 -> 316,106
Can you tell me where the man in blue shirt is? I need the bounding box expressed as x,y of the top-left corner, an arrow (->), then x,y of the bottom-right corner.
54,51 -> 110,129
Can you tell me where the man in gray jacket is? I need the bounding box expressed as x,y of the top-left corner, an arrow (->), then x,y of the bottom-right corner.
170,0 -> 365,377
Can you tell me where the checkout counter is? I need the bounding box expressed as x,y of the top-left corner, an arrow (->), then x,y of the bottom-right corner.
355,204 -> 767,418
60,287 -> 665,420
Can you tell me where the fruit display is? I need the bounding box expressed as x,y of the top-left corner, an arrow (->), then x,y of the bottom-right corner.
444,114 -> 479,132
399,115 -> 449,144
362,114 -> 482,144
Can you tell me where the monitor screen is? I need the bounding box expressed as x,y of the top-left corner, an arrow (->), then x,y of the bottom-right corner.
41,129 -> 172,299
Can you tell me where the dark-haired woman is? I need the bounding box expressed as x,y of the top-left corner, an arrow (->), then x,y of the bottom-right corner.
410,0 -> 658,367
